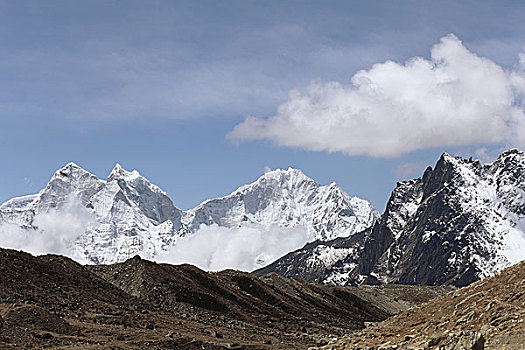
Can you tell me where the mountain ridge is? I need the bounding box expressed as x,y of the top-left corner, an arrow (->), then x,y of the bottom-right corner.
0,163 -> 378,265
256,149 -> 525,287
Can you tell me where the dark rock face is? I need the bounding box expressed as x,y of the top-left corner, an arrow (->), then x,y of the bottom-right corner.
256,149 -> 525,287
254,231 -> 369,285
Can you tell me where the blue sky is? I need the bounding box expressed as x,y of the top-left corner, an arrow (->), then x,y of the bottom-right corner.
2,1 -> 525,211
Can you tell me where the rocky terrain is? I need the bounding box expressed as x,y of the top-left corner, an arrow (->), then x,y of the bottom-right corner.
317,259 -> 525,350
0,164 -> 378,265
257,149 -> 525,287
0,247 -> 449,349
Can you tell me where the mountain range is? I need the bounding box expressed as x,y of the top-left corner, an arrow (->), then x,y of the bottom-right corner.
1,149 -> 524,287
0,164 -> 378,265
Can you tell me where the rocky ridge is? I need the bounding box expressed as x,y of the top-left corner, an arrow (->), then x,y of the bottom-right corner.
256,149 -> 525,287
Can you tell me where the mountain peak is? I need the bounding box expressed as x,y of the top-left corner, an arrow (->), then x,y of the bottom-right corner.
52,162 -> 98,181
260,148 -> 525,287
439,152 -> 457,163
183,165 -> 378,241
108,163 -> 141,182
64,161 -> 82,169
57,161 -> 87,173
263,167 -> 305,176
259,167 -> 313,185
497,148 -> 524,160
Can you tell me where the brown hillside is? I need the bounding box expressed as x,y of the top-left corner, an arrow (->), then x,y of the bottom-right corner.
320,260 -> 525,350
0,248 -> 450,349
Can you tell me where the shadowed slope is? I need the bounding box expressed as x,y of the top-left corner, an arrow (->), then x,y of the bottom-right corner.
0,248 -> 450,349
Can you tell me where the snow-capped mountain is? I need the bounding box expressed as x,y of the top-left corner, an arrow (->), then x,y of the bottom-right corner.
0,163 -> 183,263
0,164 -> 378,264
255,149 -> 525,286
182,168 -> 378,241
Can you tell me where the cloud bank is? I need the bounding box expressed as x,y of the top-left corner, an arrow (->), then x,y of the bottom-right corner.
158,224 -> 311,272
229,34 -> 525,157
0,197 -> 93,262
1,197 -> 312,271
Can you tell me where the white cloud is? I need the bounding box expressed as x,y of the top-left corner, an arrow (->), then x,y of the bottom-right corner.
0,195 -> 312,271
0,197 -> 93,262
229,34 -> 525,157
157,223 -> 311,272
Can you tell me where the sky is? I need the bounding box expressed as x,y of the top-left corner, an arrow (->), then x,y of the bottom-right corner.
2,1 -> 525,212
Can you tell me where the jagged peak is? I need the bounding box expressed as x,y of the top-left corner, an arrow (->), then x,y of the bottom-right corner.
112,162 -> 124,172
439,152 -> 457,163
107,163 -> 170,198
64,161 -> 82,168
247,167 -> 318,191
38,162 -> 105,201
59,161 -> 86,172
435,152 -> 474,172
189,167 -> 318,210
52,162 -> 99,180
326,181 -> 346,194
247,168 -> 309,189
439,149 -> 524,167
108,163 -> 141,182
261,167 -> 309,180
438,152 -> 477,165
324,182 -> 372,206
497,148 -> 524,160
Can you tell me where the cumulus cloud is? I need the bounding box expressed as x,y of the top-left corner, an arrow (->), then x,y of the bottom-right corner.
158,224 -> 312,272
229,34 -> 525,157
0,197 -> 93,262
